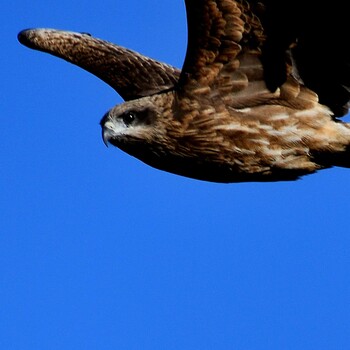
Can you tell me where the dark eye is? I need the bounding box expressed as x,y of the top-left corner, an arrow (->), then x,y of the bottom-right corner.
122,112 -> 136,127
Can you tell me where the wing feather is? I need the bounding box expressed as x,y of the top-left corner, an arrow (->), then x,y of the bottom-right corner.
180,0 -> 350,117
180,0 -> 249,88
18,29 -> 180,101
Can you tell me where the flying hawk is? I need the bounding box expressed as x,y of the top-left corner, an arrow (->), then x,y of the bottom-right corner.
18,0 -> 350,182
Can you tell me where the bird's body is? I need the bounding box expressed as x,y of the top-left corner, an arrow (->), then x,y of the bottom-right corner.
18,0 -> 350,182
102,81 -> 350,183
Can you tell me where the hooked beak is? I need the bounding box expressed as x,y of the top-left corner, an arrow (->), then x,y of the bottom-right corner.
100,112 -> 113,147
102,128 -> 110,147
102,122 -> 113,147
101,121 -> 115,147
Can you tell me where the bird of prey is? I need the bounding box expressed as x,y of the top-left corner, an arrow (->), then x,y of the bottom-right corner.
18,0 -> 350,183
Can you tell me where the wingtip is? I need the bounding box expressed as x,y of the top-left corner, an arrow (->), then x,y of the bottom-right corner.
17,28 -> 42,49
17,29 -> 32,45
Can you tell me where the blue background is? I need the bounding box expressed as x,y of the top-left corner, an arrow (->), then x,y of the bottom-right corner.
3,1 -> 350,349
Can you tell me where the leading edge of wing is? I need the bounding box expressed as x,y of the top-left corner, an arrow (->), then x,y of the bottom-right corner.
18,28 -> 181,101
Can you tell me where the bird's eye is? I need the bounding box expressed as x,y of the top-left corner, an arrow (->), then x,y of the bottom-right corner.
122,112 -> 136,127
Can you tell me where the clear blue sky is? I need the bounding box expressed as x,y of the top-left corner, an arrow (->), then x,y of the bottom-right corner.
2,1 -> 350,349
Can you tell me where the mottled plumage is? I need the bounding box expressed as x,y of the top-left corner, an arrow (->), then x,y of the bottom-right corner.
18,0 -> 350,182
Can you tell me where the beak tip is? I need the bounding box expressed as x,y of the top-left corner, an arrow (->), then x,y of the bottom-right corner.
102,131 -> 109,147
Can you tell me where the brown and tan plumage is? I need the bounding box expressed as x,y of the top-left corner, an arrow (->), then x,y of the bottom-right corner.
18,0 -> 350,182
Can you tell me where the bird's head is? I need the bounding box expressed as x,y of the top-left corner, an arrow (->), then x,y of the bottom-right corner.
100,92 -> 175,154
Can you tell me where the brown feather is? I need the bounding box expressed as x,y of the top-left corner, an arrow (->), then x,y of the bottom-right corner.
18,1 -> 350,183
18,29 -> 180,101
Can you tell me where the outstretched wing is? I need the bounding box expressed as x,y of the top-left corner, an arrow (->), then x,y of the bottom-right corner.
179,0 -> 276,110
180,0 -> 350,117
180,0 -> 251,88
18,29 -> 180,101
